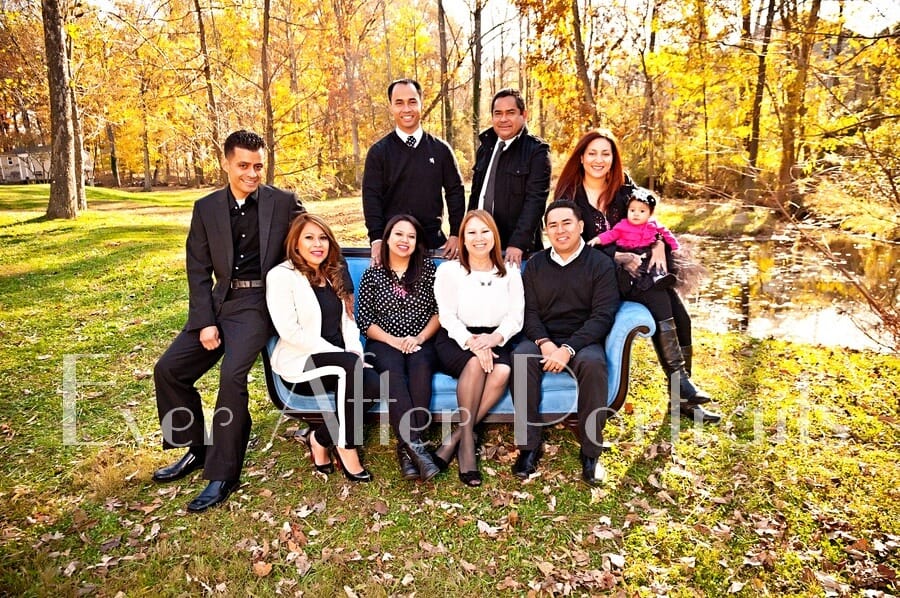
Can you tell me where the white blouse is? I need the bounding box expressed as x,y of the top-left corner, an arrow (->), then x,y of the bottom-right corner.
434,260 -> 524,350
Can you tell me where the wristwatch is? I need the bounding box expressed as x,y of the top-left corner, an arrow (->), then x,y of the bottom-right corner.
561,344 -> 576,357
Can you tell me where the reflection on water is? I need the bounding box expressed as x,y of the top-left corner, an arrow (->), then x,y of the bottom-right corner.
681,233 -> 899,352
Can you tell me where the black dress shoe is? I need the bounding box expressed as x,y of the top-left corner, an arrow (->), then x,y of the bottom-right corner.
405,443 -> 440,481
397,444 -> 420,481
680,402 -> 722,423
187,480 -> 240,513
152,448 -> 205,483
580,451 -> 607,487
511,445 -> 544,480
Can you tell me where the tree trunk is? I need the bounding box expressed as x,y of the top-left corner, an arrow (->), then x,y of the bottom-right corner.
775,0 -> 821,214
333,0 -> 361,187
70,85 -> 86,209
141,76 -> 152,192
438,0 -> 452,145
192,0 -> 224,183
571,0 -> 599,127
66,35 -> 86,210
742,0 -> 776,200
471,0 -> 482,159
41,0 -> 77,219
107,122 -> 121,187
262,0 -> 276,185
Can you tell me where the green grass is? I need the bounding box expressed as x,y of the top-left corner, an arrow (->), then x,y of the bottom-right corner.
0,185 -> 898,596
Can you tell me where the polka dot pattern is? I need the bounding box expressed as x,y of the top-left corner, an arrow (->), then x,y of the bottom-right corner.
357,258 -> 438,337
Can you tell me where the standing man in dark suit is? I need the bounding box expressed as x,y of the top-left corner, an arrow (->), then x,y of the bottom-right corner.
469,88 -> 551,266
362,78 -> 466,266
152,130 -> 304,512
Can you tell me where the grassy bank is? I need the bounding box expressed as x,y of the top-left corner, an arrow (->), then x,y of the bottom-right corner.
1,186 -> 898,597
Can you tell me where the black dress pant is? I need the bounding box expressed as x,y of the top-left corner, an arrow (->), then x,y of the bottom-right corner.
288,352 -> 381,448
153,288 -> 270,481
365,339 -> 437,445
510,340 -> 609,458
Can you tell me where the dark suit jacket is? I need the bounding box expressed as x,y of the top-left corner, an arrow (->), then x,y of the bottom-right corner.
184,184 -> 304,331
469,126 -> 551,252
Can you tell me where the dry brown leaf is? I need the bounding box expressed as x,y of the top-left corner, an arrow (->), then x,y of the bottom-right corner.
728,580 -> 745,593
252,561 -> 272,577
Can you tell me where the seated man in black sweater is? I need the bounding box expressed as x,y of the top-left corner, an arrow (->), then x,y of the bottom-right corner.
510,200 -> 621,486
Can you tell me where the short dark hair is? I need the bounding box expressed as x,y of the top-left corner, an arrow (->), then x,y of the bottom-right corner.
543,199 -> 583,225
388,78 -> 422,101
492,88 -> 525,113
223,130 -> 265,158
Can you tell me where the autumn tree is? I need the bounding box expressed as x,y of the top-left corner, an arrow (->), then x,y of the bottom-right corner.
41,0 -> 77,218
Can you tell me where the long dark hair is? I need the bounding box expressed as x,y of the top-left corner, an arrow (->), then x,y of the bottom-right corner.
379,214 -> 428,292
554,129 -> 625,214
459,210 -> 507,277
284,213 -> 348,300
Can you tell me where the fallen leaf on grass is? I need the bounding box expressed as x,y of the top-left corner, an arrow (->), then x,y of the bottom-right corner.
728,580 -> 745,593
460,559 -> 478,573
252,561 -> 272,577
604,553 -> 626,569
477,520 -> 500,538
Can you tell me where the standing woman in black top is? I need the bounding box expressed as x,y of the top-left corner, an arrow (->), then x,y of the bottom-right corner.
555,129 -> 721,423
357,215 -> 442,481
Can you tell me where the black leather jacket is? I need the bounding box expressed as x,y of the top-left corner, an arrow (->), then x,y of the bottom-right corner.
468,126 -> 551,252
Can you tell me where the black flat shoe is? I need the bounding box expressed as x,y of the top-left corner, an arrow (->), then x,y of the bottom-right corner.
679,403 -> 722,423
297,428 -> 334,474
429,449 -> 452,473
332,447 -> 373,483
152,448 -> 205,483
580,451 -> 607,487
187,480 -> 240,513
397,443 -> 420,481
511,444 -> 544,480
459,470 -> 482,487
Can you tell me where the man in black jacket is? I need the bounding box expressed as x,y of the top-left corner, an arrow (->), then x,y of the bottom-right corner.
152,130 -> 304,512
469,88 -> 551,266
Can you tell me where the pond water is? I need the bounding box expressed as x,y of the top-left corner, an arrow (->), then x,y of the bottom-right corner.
679,231 -> 899,353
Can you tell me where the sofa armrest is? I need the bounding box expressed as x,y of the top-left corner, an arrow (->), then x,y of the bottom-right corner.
605,301 -> 656,412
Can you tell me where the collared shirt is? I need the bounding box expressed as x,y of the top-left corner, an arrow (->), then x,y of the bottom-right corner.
227,186 -> 262,281
477,131 -> 522,209
549,238 -> 586,266
395,127 -> 424,148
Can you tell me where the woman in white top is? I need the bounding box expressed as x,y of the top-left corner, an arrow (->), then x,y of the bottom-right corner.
266,214 -> 380,483
433,210 -> 525,486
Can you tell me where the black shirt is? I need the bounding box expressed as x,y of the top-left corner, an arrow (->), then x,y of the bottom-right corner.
313,285 -> 345,349
228,187 -> 262,281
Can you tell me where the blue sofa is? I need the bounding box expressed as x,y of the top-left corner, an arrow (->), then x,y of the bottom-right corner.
261,248 -> 656,425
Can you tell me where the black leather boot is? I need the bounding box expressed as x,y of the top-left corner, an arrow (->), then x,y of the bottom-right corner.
681,344 -> 694,377
652,318 -> 711,405
397,443 -> 420,481
405,442 -> 440,482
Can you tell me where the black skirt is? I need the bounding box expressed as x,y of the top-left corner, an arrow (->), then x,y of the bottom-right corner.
434,326 -> 514,378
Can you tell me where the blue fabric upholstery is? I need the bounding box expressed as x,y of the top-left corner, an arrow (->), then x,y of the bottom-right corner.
262,252 -> 656,423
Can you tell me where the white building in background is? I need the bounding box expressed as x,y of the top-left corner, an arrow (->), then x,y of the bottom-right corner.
0,146 -> 94,185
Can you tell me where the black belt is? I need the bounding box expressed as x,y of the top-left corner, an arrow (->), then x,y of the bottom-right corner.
230,279 -> 264,289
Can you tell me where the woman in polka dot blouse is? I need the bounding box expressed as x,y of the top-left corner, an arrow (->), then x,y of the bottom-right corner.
357,215 -> 442,481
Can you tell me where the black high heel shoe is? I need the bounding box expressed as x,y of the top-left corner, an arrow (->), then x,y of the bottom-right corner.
296,428 -> 334,474
459,470 -> 482,487
331,447 -> 373,483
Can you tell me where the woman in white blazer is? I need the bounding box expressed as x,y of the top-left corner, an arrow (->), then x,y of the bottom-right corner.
266,213 -> 379,483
